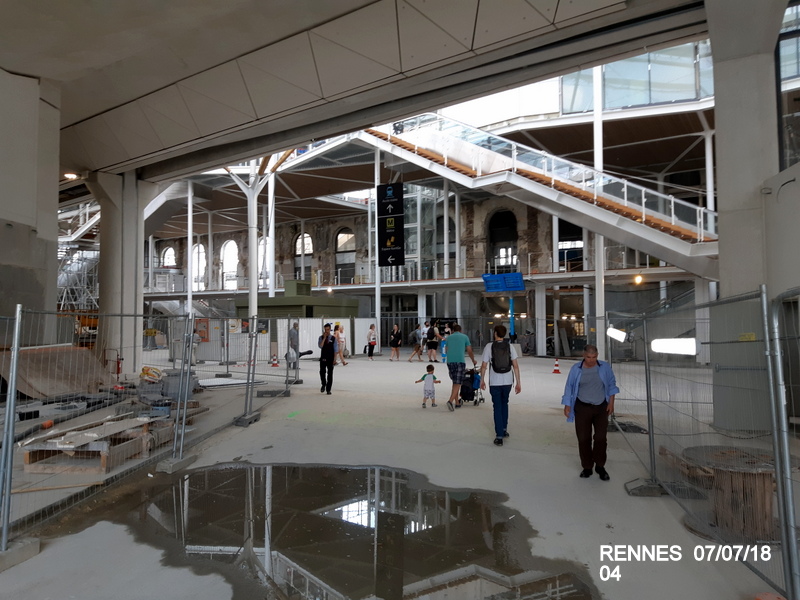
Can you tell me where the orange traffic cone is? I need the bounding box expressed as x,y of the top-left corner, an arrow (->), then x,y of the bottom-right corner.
271,354 -> 280,367
552,358 -> 561,374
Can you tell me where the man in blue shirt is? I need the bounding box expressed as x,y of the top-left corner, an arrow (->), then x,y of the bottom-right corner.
561,344 -> 619,480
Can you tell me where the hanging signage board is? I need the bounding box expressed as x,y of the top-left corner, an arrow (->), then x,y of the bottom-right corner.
482,272 -> 525,293
377,184 -> 405,266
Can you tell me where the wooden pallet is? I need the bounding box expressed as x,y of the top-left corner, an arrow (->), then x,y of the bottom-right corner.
23,421 -> 174,474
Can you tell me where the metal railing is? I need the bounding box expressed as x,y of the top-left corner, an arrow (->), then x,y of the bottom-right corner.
381,113 -> 717,242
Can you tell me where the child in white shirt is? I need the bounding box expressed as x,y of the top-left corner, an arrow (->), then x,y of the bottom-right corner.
415,364 -> 440,408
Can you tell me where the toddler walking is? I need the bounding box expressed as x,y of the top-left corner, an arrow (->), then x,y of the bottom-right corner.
415,364 -> 440,408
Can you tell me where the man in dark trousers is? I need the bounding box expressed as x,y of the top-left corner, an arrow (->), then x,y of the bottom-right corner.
318,322 -> 338,395
561,344 -> 619,480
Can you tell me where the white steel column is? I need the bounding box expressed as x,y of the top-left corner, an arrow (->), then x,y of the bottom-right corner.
300,219 -> 306,281
207,212 -> 214,290
454,189 -> 461,278
268,173 -> 276,297
593,64 -> 607,359
374,149 -> 381,328
535,284 -> 546,357
417,289 -> 426,322
262,204 -> 268,288
148,235 -> 154,292
442,180 -> 450,279
551,215 -> 560,356
186,181 -> 194,314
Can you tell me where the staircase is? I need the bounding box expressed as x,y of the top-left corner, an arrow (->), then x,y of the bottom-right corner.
362,114 -> 718,279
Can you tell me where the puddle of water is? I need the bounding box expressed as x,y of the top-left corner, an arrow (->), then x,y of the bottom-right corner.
34,464 -> 596,599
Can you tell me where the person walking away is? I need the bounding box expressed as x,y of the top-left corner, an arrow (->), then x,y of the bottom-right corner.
408,324 -> 424,362
443,323 -> 477,410
338,324 -> 348,365
389,324 -> 402,361
415,364 -> 440,408
366,324 -> 377,360
561,344 -> 619,480
288,321 -> 300,370
426,320 -> 441,362
480,325 -> 521,446
191,329 -> 202,365
318,323 -> 338,395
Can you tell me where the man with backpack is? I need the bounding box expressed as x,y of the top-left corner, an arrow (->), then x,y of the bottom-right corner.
480,325 -> 521,446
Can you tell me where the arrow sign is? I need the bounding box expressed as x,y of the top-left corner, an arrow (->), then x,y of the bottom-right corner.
377,184 -> 405,266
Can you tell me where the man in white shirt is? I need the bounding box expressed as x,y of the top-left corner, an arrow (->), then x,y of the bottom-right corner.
480,325 -> 521,446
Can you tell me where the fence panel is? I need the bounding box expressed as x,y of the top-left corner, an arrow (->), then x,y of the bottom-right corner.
0,309 -> 293,545
609,290 -> 791,595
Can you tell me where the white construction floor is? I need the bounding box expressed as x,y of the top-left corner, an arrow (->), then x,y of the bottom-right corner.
0,351 -> 777,600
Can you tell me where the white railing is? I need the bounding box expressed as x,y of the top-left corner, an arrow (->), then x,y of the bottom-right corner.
382,113 -> 717,242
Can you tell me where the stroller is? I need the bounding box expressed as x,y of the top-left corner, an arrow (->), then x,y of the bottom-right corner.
459,368 -> 485,406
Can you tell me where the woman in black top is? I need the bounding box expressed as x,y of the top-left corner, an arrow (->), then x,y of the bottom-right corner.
389,324 -> 402,361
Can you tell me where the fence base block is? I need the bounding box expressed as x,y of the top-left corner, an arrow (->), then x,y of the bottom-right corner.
624,478 -> 667,497
257,388 -> 290,397
0,537 -> 40,573
156,454 -> 197,474
234,412 -> 261,427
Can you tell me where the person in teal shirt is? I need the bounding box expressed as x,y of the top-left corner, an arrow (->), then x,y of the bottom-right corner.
443,323 -> 477,411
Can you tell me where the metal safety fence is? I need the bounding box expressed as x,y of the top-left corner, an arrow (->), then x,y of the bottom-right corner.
0,309 -> 307,549
608,286 -> 800,598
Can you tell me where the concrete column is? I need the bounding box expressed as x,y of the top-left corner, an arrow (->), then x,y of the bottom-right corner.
707,0 -> 785,297
0,69 -> 59,323
88,171 -> 157,376
417,289 -> 426,322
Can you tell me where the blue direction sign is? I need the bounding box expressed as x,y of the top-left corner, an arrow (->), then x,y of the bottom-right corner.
482,272 -> 525,292
377,184 -> 405,266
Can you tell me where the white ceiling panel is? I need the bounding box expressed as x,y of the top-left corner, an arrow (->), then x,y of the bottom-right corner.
554,0 -> 626,25
473,0 -> 553,48
526,0 -> 559,23
72,117 -> 130,169
138,86 -> 201,149
60,127 -> 95,172
238,61 -> 323,119
177,63 -> 256,136
405,0 -> 480,48
310,33 -> 400,98
101,102 -> 164,159
398,0 -> 471,71
239,33 -> 323,98
312,0 -> 402,72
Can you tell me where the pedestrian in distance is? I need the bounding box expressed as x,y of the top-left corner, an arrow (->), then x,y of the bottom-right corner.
408,323 -> 424,362
366,323 -> 377,360
318,323 -> 338,395
443,323 -> 477,411
287,321 -> 300,370
389,323 -> 402,361
480,325 -> 521,447
561,344 -> 619,480
415,363 -> 440,408
426,319 -> 441,362
338,324 -> 348,365
191,329 -> 202,365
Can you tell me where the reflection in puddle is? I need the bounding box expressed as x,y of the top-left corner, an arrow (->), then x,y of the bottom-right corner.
131,465 -> 592,599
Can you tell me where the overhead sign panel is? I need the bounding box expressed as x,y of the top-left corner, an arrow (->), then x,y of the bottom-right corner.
377,184 -> 405,266
482,272 -> 525,293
